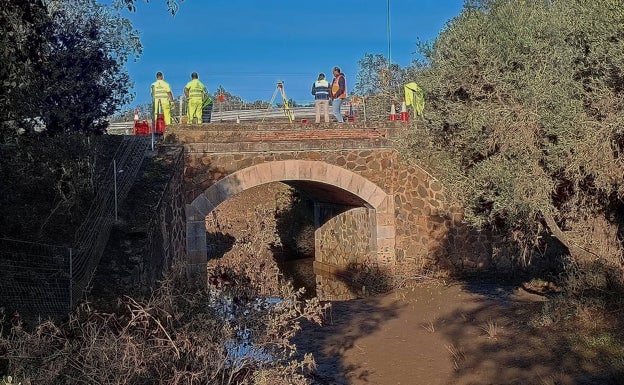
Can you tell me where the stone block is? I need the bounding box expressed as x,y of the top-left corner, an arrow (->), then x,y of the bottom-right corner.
204,184 -> 227,207
324,165 -> 346,185
269,161 -> 286,181
376,237 -> 395,251
234,167 -> 261,190
185,204 -> 204,222
250,162 -> 273,184
309,162 -> 329,181
377,225 -> 396,239
281,160 -> 301,180
191,194 -> 216,217
186,233 -> 206,253
375,212 -> 395,226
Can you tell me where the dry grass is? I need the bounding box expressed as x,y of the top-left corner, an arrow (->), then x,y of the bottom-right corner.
0,257 -> 329,385
445,344 -> 465,371
421,320 -> 436,333
479,318 -> 500,340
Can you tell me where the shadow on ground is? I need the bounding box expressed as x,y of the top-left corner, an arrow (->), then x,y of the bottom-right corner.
437,280 -> 624,385
292,268 -> 403,385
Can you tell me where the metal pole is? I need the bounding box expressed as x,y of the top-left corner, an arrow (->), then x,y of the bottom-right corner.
387,0 -> 391,68
179,96 -> 183,123
151,100 -> 155,151
114,159 -> 118,221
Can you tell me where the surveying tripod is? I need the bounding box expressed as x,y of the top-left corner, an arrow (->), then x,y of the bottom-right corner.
262,81 -> 294,123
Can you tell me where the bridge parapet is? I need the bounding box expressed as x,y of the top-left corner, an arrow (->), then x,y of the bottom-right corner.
165,121 -> 403,152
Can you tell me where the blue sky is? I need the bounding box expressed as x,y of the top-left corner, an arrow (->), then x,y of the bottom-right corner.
116,0 -> 465,109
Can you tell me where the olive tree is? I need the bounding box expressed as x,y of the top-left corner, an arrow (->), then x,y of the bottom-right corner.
407,0 -> 624,265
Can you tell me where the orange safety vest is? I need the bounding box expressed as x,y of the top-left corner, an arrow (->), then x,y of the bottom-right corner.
331,74 -> 347,99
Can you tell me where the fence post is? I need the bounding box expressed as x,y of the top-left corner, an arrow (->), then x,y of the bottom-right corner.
69,247 -> 73,309
114,159 -> 118,221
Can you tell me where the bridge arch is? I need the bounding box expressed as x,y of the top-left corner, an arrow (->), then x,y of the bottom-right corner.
184,160 -> 395,279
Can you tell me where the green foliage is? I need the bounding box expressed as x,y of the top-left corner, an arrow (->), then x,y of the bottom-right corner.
0,133 -> 122,244
0,0 -> 141,140
0,1 -> 52,140
353,53 -> 406,97
353,53 -> 412,121
406,0 -> 624,258
114,0 -> 183,15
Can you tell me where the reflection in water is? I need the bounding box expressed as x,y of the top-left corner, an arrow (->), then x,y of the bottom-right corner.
276,255 -> 316,297
275,256 -> 376,301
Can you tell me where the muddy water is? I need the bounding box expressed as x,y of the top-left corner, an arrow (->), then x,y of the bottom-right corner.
289,281 -> 580,385
279,257 -> 317,295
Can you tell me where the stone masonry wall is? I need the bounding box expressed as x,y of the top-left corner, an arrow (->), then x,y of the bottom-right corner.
170,123 -> 493,278
143,147 -> 187,285
314,205 -> 374,300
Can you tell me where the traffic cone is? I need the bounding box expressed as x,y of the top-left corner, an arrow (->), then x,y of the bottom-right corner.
390,103 -> 397,121
155,99 -> 166,134
400,100 -> 409,122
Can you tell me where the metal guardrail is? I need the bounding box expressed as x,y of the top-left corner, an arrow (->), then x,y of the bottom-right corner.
107,104 -> 358,132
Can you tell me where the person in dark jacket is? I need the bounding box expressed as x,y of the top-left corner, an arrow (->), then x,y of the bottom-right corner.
312,73 -> 330,123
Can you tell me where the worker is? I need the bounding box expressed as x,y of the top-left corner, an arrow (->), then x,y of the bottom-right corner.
150,71 -> 174,125
311,73 -> 330,123
330,66 -> 347,123
184,72 -> 208,124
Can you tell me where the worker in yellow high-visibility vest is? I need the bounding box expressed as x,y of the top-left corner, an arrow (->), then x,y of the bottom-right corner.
184,72 -> 208,124
150,71 -> 174,125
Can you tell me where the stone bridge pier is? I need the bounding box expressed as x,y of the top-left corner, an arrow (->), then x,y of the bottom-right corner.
168,122 -> 481,299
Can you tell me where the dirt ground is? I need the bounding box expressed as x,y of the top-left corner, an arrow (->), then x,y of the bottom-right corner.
294,283 -> 556,385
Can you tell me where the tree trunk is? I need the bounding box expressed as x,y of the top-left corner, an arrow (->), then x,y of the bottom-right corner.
541,210 -> 601,263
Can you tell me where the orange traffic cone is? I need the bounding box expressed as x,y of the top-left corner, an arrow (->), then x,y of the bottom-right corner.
390,103 -> 397,121
400,100 -> 409,122
155,99 -> 165,134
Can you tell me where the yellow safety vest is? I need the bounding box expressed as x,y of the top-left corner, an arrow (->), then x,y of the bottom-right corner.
151,79 -> 171,100
185,79 -> 206,100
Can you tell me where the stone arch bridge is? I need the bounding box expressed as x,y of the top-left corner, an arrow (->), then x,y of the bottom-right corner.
167,122 -> 482,298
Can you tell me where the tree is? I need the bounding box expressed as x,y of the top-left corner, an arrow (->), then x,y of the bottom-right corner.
115,0 -> 182,14
0,0 -> 52,141
39,0 -> 141,135
353,53 -> 405,97
408,0 -> 624,265
353,53 -> 409,121
0,0 -> 141,139
212,85 -> 244,110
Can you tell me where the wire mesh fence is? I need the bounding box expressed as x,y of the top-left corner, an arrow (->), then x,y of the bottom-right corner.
0,136 -> 150,322
0,238 -> 73,321
71,135 -> 149,307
